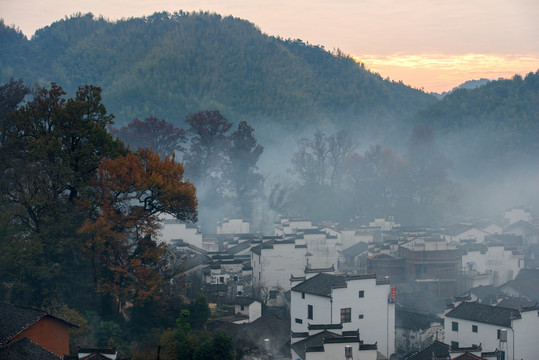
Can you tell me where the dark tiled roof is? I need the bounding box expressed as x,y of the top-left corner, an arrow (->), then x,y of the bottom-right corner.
484,234 -> 523,247
0,337 -> 60,359
308,323 -> 342,330
341,242 -> 369,258
504,220 -> 539,233
402,340 -> 450,360
514,268 -> 539,282
445,302 -> 520,327
291,330 -> 355,360
291,273 -> 346,297
468,285 -> 504,301
496,297 -> 536,310
230,297 -> 257,306
0,303 -> 76,345
502,269 -> 539,301
441,224 -> 474,237
452,352 -> 485,360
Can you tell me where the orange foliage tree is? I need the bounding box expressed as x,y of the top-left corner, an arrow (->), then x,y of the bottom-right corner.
79,148 -> 197,306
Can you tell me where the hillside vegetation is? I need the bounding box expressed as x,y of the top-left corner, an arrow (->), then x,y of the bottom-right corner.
1,12 -> 435,138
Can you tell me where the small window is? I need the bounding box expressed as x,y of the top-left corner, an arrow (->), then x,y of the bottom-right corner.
234,276 -> 238,281
472,325 -> 478,333
219,277 -> 224,283
240,305 -> 245,311
237,291 -> 243,296
358,290 -> 364,298
302,292 -> 305,299
358,314 -> 364,319
308,305 -> 313,320
452,321 -> 458,332
340,308 -> 351,323
295,318 -> 303,324
451,341 -> 459,349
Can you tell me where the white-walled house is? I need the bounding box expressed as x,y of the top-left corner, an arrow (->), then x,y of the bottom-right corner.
232,298 -> 262,324
159,218 -> 202,248
369,217 -> 400,231
444,302 -> 539,360
440,224 -> 489,244
274,217 -> 316,236
291,324 -> 377,360
251,237 -> 307,305
503,220 -> 539,245
290,273 -> 396,358
217,218 -> 250,234
503,208 -> 532,226
461,243 -> 523,289
299,229 -> 340,270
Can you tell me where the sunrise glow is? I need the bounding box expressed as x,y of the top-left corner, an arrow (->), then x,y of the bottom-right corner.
354,54 -> 539,93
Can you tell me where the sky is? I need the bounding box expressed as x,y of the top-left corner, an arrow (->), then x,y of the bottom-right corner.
1,0 -> 538,92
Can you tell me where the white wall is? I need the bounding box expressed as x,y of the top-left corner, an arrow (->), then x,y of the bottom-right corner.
160,220 -> 202,248
504,208 -> 532,225
331,278 -> 395,357
444,317 -> 503,354
290,277 -> 395,358
217,218 -> 250,234
252,242 -> 307,292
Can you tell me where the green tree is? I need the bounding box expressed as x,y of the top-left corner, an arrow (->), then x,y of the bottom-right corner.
109,116 -> 187,159
228,120 -> 263,218
0,82 -> 125,306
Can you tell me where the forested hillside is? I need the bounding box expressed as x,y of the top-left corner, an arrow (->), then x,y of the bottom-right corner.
414,71 -> 539,177
0,12 -> 435,138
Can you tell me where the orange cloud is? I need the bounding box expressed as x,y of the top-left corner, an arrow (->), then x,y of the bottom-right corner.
353,53 -> 539,93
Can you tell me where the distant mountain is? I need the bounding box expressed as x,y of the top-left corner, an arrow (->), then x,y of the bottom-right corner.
436,78 -> 491,98
1,12 -> 435,141
2,13 -> 537,178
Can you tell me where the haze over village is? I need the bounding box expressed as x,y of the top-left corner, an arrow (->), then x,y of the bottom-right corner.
1,1 -> 539,360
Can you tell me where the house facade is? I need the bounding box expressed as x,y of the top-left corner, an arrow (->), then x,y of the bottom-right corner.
290,273 -> 396,358
444,302 -> 539,360
251,238 -> 307,305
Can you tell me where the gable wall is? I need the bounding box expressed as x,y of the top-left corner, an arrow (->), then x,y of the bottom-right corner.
10,316 -> 69,357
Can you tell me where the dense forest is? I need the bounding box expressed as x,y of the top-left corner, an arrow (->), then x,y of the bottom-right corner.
0,12 -> 435,137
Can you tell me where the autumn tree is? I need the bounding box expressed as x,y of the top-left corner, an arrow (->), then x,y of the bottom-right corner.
79,148 -> 197,306
109,116 -> 187,158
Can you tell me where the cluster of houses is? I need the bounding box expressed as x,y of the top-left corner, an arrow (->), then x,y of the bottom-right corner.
159,208 -> 539,359
3,208 -> 539,359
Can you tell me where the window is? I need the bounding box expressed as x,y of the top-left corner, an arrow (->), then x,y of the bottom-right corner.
340,308 -> 351,323
308,305 -> 313,320
358,314 -> 364,319
358,290 -> 364,298
451,341 -> 459,349
302,292 -> 305,299
295,318 -> 303,324
234,275 -> 238,281
241,305 -> 245,311
452,321 -> 458,332
472,325 -> 478,333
